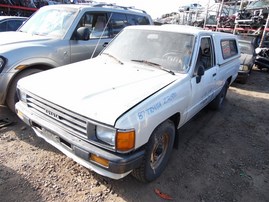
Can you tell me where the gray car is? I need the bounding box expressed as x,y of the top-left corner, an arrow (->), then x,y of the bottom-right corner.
0,3 -> 153,111
237,39 -> 256,84
0,16 -> 27,32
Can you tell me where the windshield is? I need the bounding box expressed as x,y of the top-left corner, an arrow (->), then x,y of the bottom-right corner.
239,42 -> 254,55
19,7 -> 77,38
102,29 -> 194,73
247,0 -> 269,9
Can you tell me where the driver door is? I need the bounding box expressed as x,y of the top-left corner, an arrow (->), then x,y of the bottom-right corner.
70,12 -> 111,63
187,36 -> 218,120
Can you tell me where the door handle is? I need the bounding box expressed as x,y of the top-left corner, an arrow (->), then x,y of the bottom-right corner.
212,73 -> 216,77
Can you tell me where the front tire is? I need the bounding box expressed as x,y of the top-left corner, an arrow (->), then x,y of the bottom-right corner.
6,68 -> 42,112
132,120 -> 175,182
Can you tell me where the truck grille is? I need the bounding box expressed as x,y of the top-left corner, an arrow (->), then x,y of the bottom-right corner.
25,93 -> 89,139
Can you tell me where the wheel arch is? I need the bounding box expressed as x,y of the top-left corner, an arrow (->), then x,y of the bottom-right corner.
142,112 -> 181,150
226,76 -> 232,85
167,112 -> 181,149
5,64 -> 54,105
7,63 -> 53,88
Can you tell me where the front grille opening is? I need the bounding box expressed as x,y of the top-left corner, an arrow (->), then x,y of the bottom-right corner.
60,137 -> 72,149
26,94 -> 88,139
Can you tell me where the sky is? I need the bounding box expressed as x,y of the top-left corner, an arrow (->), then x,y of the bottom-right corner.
95,0 -> 216,19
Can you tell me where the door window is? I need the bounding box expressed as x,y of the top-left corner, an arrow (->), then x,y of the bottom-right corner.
195,37 -> 215,73
77,13 -> 110,39
7,20 -> 23,31
110,13 -> 128,37
126,14 -> 150,25
0,21 -> 7,32
221,39 -> 238,59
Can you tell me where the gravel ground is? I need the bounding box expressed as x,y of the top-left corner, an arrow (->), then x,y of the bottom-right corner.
0,68 -> 269,202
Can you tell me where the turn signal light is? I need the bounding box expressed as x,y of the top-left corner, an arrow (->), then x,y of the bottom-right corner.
90,154 -> 109,168
116,130 -> 135,152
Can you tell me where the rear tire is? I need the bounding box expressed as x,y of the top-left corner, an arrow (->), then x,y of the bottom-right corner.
132,120 -> 175,182
209,81 -> 229,110
6,68 -> 42,112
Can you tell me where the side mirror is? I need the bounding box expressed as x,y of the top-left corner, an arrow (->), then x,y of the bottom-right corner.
196,66 -> 205,83
76,27 -> 90,41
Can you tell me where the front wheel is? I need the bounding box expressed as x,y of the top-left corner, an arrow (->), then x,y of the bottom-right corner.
6,68 -> 42,112
132,120 -> 175,182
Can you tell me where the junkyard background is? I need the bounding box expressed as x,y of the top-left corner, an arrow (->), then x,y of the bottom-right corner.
2,1 -> 269,57
1,67 -> 269,201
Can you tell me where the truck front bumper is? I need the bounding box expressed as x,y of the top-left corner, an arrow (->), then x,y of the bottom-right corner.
15,102 -> 145,180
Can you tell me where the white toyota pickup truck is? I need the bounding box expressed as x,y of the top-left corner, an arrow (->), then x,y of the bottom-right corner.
16,25 -> 240,182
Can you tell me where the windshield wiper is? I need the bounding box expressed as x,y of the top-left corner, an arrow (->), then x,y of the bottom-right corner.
131,59 -> 175,75
102,53 -> 124,65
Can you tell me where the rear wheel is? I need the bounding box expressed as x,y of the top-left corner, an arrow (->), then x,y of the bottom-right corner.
6,68 -> 42,112
209,80 -> 229,110
132,120 -> 175,182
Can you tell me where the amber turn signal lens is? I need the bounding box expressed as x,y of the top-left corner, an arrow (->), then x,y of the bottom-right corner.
90,154 -> 109,168
15,65 -> 28,70
116,130 -> 135,152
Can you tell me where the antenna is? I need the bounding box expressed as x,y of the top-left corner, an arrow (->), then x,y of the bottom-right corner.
90,13 -> 113,58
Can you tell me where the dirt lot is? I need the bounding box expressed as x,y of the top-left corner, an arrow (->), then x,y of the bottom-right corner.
0,68 -> 269,202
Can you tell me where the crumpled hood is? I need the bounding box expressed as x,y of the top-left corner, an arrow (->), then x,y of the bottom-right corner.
240,53 -> 253,66
0,32 -> 52,51
18,57 -> 180,126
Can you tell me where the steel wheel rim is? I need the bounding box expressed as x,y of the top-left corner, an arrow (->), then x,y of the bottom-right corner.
150,132 -> 169,170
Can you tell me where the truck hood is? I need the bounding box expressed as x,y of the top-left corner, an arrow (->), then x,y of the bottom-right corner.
18,56 -> 180,126
0,32 -> 53,51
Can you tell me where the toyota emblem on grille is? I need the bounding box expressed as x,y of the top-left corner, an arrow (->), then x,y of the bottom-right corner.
45,109 -> 59,119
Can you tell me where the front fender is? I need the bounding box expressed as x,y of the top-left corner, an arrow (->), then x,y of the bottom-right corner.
7,57 -> 60,73
0,58 -> 59,105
